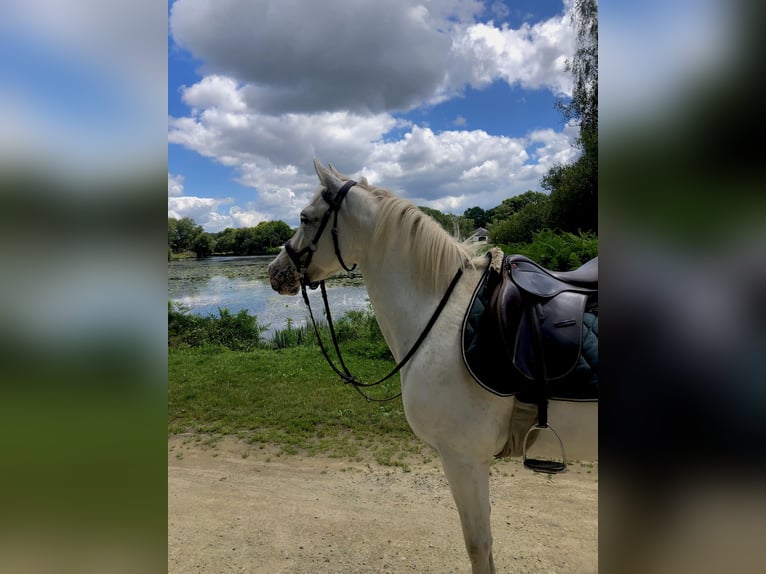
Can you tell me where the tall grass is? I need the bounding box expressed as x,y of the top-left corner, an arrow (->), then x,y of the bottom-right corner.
270,318 -> 311,349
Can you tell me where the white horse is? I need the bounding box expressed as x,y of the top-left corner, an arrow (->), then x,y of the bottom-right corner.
269,160 -> 597,574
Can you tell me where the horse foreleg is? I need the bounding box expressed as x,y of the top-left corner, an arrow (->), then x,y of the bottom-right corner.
440,451 -> 496,574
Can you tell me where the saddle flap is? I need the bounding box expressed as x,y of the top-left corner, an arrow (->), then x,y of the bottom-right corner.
513,291 -> 588,381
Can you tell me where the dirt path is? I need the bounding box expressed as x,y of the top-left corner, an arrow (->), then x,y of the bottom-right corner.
169,436 -> 597,573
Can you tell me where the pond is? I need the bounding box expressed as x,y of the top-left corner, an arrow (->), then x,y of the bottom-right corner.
168,255 -> 370,338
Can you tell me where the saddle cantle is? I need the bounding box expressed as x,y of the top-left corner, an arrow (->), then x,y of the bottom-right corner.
461,250 -> 598,471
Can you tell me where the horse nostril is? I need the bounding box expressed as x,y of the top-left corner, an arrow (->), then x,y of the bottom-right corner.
268,262 -> 302,294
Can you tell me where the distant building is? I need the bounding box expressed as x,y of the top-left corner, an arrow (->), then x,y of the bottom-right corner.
466,227 -> 489,243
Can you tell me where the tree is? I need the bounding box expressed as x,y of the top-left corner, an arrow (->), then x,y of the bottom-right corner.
464,206 -> 488,229
489,195 -> 552,244
418,206 -> 473,239
543,150 -> 597,233
192,232 -> 216,257
212,221 -> 293,255
168,216 -> 203,253
558,0 -> 598,141
544,0 -> 598,234
488,191 -> 549,223
252,220 -> 293,253
168,218 -> 177,249
214,228 -> 237,254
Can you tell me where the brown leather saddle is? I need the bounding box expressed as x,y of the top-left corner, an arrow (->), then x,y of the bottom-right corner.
462,252 -> 598,472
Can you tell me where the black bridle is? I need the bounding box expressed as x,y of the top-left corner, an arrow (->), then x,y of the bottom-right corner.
283,180 -> 358,289
283,179 -> 463,402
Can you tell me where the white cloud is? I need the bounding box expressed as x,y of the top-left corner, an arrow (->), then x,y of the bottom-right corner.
168,195 -> 229,221
170,83 -> 400,169
528,125 -> 580,166
169,98 -> 579,227
168,173 -> 185,197
170,0 -> 574,113
170,0 -> 461,114
359,125 -> 579,214
168,0 -> 582,227
229,205 -> 270,228
448,15 -> 575,97
490,1 -> 510,20
167,191 -> 275,232
180,75 -> 247,113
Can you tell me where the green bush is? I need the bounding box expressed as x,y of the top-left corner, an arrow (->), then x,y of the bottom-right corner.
169,302 -> 392,359
168,303 -> 267,351
498,228 -> 598,271
330,310 -> 392,360
488,196 -> 551,244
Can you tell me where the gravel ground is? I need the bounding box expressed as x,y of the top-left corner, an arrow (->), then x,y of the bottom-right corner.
169,435 -> 598,573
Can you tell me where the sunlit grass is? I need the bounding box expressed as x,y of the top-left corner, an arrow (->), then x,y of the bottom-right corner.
168,345 -> 423,463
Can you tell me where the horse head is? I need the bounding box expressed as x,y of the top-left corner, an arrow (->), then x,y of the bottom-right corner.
268,159 -> 363,295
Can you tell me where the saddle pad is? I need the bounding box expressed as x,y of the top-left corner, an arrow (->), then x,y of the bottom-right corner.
461,266 -> 598,401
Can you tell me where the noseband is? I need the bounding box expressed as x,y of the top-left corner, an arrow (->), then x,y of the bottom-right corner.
283,180 -> 357,288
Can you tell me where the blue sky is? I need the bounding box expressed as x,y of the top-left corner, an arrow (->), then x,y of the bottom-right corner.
0,0 -> 733,234
167,0 -> 582,231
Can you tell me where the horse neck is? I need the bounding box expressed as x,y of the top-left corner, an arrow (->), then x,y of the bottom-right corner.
359,259 -> 434,361
343,189 -> 466,361
359,229 -> 467,363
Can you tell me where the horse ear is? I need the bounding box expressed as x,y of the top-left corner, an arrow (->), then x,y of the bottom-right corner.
328,164 -> 344,178
313,158 -> 341,191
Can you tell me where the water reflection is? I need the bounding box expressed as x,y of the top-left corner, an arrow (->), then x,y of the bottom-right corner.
168,256 -> 369,337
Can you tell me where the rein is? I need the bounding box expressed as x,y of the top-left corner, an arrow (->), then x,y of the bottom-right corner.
300,269 -> 463,402
284,178 -> 463,401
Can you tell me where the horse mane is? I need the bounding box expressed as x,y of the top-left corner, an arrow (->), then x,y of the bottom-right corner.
330,167 -> 474,294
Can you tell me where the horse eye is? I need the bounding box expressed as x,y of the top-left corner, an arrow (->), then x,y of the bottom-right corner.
300,215 -> 313,226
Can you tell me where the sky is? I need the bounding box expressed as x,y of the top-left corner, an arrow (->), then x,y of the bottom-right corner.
0,0 -> 735,232
167,0 -> 583,231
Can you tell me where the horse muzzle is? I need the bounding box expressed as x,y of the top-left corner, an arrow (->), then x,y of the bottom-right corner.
268,254 -> 302,295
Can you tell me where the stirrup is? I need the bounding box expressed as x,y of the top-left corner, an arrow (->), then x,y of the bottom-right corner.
522,424 -> 567,474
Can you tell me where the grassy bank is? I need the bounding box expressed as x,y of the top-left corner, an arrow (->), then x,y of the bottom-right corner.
168,307 -> 426,468
167,227 -> 599,466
